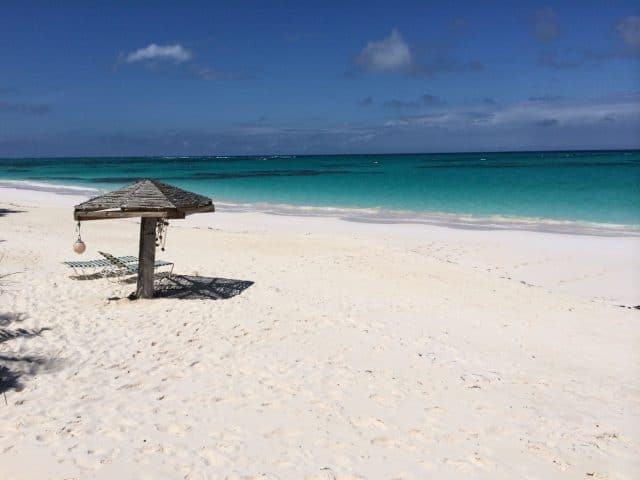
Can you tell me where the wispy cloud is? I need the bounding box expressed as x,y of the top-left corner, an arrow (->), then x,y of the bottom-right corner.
537,15 -> 640,70
191,66 -> 254,81
617,16 -> 640,53
530,7 -> 560,42
382,93 -> 640,131
0,100 -> 51,115
354,29 -> 413,73
384,99 -> 420,109
528,94 -> 565,102
411,58 -> 483,76
449,17 -> 468,32
384,94 -> 446,109
124,43 -> 193,64
3,94 -> 639,157
421,94 -> 445,106
489,93 -> 640,127
536,50 -> 583,69
0,87 -> 18,95
535,118 -> 559,127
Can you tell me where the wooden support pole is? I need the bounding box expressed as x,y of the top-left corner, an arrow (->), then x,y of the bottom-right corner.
136,217 -> 157,299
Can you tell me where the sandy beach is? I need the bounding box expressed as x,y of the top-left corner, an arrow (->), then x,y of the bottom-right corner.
1,186 -> 639,479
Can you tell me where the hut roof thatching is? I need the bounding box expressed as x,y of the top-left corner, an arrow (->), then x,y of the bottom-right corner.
74,179 -> 215,220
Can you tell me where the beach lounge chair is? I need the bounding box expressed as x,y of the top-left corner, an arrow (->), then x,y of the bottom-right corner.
63,255 -> 137,278
98,251 -> 174,280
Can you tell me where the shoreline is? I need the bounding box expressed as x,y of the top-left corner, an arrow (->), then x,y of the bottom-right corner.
2,179 -> 639,237
1,183 -> 639,306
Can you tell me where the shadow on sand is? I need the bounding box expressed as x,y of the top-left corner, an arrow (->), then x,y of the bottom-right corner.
69,272 -> 109,281
0,312 -> 55,395
153,274 -> 254,300
78,272 -> 254,301
0,208 -> 24,217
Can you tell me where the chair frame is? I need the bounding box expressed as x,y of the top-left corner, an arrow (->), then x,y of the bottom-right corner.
98,251 -> 174,282
63,255 -> 137,278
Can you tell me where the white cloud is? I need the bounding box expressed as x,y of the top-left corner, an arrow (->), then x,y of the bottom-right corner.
487,94 -> 640,126
125,43 -> 192,64
384,93 -> 640,129
355,29 -> 412,72
351,30 -> 482,77
617,16 -> 640,51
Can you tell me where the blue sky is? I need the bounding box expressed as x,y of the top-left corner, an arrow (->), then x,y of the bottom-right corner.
1,0 -> 639,156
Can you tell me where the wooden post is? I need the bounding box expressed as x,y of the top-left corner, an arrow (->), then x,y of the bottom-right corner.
136,217 -> 157,299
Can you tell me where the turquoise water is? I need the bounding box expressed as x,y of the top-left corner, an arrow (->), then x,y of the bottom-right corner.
1,151 -> 639,226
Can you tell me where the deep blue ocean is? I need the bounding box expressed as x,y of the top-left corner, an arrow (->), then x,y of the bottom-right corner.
1,150 -> 639,227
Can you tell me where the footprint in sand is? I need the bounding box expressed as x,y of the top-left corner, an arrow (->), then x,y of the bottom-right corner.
154,422 -> 192,436
198,446 -> 227,467
350,416 -> 387,431
34,431 -> 55,444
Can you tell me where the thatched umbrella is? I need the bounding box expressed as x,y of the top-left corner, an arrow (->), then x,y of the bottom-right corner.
74,179 -> 215,298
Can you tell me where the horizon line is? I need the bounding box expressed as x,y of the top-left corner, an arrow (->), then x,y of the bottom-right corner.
1,147 -> 639,160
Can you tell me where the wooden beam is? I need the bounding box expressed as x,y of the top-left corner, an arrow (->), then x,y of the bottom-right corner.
74,210 -> 185,221
181,204 -> 216,215
135,217 -> 157,299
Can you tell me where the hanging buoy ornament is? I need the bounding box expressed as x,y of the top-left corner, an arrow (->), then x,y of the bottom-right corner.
73,221 -> 86,254
73,238 -> 86,254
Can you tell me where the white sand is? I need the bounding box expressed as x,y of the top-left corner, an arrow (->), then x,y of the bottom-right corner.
0,186 -> 638,479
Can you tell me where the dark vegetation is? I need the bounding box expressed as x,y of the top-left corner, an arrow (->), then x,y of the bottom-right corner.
0,258 -> 54,395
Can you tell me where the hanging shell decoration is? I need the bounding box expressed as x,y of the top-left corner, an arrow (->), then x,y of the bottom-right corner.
73,221 -> 86,254
155,220 -> 170,251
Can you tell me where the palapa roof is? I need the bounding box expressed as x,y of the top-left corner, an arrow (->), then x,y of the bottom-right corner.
74,179 -> 215,220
